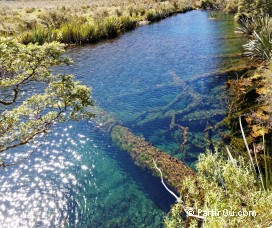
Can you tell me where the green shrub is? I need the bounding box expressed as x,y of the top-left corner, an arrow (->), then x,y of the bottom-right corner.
199,0 -> 214,9
20,27 -> 57,45
164,151 -> 272,227
225,1 -> 238,13
236,17 -> 256,35
101,16 -> 121,38
144,9 -> 164,22
243,15 -> 272,61
118,15 -> 137,31
59,23 -> 84,44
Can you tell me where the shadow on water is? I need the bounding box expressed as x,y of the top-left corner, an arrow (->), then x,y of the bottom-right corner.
109,141 -> 176,211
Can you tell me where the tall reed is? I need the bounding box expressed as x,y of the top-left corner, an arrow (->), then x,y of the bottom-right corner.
15,1 -> 191,45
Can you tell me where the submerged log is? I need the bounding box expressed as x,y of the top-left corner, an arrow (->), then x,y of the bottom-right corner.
111,125 -> 195,194
91,106 -> 196,194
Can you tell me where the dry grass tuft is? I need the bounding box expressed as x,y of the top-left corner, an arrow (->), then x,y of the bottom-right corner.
0,0 -> 196,44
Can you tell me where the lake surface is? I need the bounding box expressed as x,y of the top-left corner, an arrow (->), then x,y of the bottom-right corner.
0,11 -> 246,227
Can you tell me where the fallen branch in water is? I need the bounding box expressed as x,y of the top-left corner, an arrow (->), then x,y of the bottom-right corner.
153,159 -> 182,203
152,159 -> 206,221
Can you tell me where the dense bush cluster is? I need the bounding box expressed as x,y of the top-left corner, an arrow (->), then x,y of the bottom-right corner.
164,151 -> 272,227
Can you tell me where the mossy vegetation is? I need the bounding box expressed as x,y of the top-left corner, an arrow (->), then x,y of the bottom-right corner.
194,0 -> 272,16
111,125 -> 195,193
91,107 -> 196,193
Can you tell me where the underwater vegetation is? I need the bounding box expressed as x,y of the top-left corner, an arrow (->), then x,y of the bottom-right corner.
111,125 -> 195,194
91,107 -> 195,193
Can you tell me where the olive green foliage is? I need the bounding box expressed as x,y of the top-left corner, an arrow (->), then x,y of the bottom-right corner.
244,29 -> 272,61
234,0 -> 272,15
164,151 -> 272,227
224,0 -> 239,13
20,15 -> 138,45
241,15 -> 272,61
236,17 -> 257,35
0,0 -> 193,45
237,0 -> 255,17
0,38 -> 93,166
194,0 -> 272,15
237,0 -> 272,17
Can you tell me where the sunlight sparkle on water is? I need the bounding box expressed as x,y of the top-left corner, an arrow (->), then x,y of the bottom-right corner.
0,122 -> 97,227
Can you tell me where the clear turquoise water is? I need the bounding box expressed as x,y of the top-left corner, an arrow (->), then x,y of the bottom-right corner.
0,11 -> 246,227
64,11 -> 246,163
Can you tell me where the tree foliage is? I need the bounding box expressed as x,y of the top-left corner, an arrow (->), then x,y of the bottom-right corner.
0,38 -> 93,166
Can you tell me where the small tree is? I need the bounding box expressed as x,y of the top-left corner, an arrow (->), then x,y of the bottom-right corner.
0,38 -> 93,166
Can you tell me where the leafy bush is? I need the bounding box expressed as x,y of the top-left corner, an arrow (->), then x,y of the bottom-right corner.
0,38 -> 93,165
243,30 -> 272,61
236,17 -> 256,35
144,9 -> 165,22
118,15 -> 137,31
243,20 -> 272,61
164,150 -> 272,227
238,14 -> 272,61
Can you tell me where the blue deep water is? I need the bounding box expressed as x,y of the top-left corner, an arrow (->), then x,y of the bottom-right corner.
0,11 -> 246,227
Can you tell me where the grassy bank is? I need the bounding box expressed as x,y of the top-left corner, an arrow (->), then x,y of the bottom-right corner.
2,1 -> 272,227
195,0 -> 272,16
0,0 -> 196,45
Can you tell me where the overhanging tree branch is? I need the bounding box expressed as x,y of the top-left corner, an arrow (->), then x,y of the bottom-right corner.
0,38 -> 93,164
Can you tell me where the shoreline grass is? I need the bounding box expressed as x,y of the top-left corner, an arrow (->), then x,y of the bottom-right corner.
0,0 -> 195,45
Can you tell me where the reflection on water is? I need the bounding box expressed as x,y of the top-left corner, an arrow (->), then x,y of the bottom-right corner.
0,121 -> 171,227
0,11 -> 246,227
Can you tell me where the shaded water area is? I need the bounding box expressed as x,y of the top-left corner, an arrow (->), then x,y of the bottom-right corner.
0,11 -> 247,227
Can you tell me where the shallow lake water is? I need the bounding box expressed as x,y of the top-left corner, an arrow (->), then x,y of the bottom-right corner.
0,10 -> 246,227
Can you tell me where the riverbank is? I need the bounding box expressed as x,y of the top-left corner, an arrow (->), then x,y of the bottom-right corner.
1,1 -> 272,226
0,0 -> 198,45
